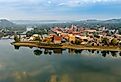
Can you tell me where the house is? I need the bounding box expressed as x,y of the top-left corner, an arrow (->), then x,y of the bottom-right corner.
68,34 -> 75,43
72,32 -> 80,35
81,42 -> 88,45
28,34 -> 41,41
114,34 -> 121,39
84,30 -> 97,33
49,34 -> 56,37
80,36 -> 89,41
60,33 -> 69,40
53,36 -> 62,44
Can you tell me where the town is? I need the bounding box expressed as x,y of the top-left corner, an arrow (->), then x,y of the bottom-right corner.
12,24 -> 121,51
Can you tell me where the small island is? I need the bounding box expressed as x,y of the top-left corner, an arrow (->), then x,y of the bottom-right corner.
11,25 -> 121,51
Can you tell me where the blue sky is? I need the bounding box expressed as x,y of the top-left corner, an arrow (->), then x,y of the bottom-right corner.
0,0 -> 121,20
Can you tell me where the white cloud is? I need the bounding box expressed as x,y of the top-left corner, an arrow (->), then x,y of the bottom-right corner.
58,0 -> 121,7
0,0 -> 120,7
0,0 -> 120,20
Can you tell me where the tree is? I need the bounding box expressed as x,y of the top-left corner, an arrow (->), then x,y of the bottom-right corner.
75,38 -> 81,45
101,38 -> 109,46
14,34 -> 20,42
118,27 -> 121,34
26,31 -> 33,37
111,38 -> 118,46
34,36 -> 41,41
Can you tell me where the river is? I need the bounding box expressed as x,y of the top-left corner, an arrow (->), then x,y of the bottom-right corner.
0,39 -> 121,82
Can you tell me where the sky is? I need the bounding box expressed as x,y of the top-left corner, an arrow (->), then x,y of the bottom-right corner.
0,0 -> 121,20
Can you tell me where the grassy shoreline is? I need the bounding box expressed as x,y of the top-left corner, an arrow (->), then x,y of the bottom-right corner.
11,41 -> 121,51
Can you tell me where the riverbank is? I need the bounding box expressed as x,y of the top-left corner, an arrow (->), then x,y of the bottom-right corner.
11,41 -> 121,51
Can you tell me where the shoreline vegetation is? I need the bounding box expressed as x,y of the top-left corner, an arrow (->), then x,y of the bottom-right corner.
11,41 -> 121,51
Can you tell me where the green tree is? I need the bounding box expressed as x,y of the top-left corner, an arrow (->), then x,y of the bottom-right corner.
26,31 -> 33,37
118,27 -> 121,34
34,36 -> 41,41
102,38 -> 109,46
111,38 -> 118,46
75,39 -> 81,45
14,34 -> 20,42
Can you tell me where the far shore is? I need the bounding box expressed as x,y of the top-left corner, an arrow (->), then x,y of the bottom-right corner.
11,41 -> 121,51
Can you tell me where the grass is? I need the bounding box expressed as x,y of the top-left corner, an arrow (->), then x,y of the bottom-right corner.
11,41 -> 121,51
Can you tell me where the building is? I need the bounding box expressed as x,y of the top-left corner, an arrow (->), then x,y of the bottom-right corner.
28,34 -> 41,41
72,32 -> 80,35
53,36 -> 62,44
84,30 -> 97,33
80,36 -> 89,41
68,34 -> 75,43
60,33 -> 69,40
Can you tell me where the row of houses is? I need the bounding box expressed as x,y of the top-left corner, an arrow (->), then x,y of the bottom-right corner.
48,25 -> 121,45
19,25 -> 121,46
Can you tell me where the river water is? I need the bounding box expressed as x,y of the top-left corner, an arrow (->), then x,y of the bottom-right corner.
1,39 -> 121,82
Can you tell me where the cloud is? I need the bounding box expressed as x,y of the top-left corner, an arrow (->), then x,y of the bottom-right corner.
0,0 -> 121,20
0,0 -> 120,8
58,0 -> 121,7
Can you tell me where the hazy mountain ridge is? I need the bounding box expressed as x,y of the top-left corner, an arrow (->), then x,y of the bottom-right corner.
0,19 -> 16,27
103,19 -> 121,23
0,18 -> 121,27
11,20 -> 73,24
11,19 -> 121,24
79,19 -> 121,23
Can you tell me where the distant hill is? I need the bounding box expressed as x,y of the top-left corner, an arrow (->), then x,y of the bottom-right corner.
103,19 -> 121,23
11,20 -> 71,24
79,19 -> 121,23
0,19 -> 16,28
80,19 -> 101,23
10,18 -> 121,25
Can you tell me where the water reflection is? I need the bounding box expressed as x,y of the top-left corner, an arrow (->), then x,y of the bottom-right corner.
119,52 -> 121,56
49,74 -> 72,82
49,52 -> 52,55
106,51 -> 110,54
53,49 -> 62,54
14,46 -> 121,58
33,49 -> 42,56
87,50 -> 96,54
75,49 -> 82,54
44,49 -> 49,54
91,50 -> 95,53
101,51 -> 107,57
68,49 -> 75,54
97,51 -> 99,54
14,45 -> 20,50
32,49 -> 121,58
110,51 -> 118,57
2,40 -> 121,82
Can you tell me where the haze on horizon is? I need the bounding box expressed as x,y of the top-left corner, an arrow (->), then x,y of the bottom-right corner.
0,0 -> 121,20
